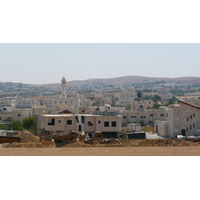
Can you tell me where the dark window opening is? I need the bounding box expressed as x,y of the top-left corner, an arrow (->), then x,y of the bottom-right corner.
88,121 -> 93,126
181,129 -> 186,136
98,121 -> 101,124
67,120 -> 72,125
81,116 -> 85,123
112,121 -> 117,127
140,116 -> 146,119
58,120 -> 61,123
123,116 -> 126,119
48,118 -> 55,126
104,121 -> 109,127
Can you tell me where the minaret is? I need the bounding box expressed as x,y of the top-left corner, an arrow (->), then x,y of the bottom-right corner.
61,77 -> 67,97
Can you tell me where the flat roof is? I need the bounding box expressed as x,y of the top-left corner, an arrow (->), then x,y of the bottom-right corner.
42,114 -> 122,117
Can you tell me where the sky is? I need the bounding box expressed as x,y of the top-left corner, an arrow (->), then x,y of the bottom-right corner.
1,1 -> 200,197
0,43 -> 200,84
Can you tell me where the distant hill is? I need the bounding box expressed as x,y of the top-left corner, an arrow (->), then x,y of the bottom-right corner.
41,75 -> 200,90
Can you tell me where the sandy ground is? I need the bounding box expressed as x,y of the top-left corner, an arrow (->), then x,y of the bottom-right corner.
1,146 -> 200,156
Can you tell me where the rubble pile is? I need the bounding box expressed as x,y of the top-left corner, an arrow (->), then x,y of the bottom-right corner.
14,130 -> 40,143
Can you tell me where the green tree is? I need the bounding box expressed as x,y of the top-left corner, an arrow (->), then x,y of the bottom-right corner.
0,124 -> 9,130
3,116 -> 13,123
152,95 -> 161,102
137,91 -> 142,99
3,117 -> 13,130
139,120 -> 145,126
22,117 -> 36,130
168,96 -> 177,105
12,120 -> 24,131
152,103 -> 160,109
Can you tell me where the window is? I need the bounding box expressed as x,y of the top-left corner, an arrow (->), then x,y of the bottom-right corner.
134,116 -> 136,118
58,120 -> 61,123
98,121 -> 101,124
187,127 -> 188,132
160,114 -> 164,117
67,120 -> 72,125
190,125 -> 192,130
48,118 -> 55,126
112,121 -> 117,127
18,114 -> 21,117
190,116 -> 192,119
193,113 -> 195,117
186,117 -> 189,121
131,116 -> 133,118
150,114 -> 153,117
123,116 -> 126,119
104,121 -> 109,127
166,113 -> 168,117
140,116 -> 146,119
88,121 -> 93,126
193,124 -> 195,128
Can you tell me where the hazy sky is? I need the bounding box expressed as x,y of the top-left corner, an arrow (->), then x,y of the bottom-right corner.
0,43 -> 200,84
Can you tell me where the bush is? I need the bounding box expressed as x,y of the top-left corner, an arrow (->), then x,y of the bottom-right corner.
0,124 -> 9,130
22,117 -> 36,130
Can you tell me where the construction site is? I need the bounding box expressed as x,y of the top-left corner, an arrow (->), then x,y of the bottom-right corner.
1,129 -> 200,156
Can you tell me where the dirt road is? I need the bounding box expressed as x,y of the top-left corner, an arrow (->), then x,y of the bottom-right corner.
1,146 -> 200,156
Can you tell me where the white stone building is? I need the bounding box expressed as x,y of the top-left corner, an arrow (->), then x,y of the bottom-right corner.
154,100 -> 200,138
40,114 -> 122,137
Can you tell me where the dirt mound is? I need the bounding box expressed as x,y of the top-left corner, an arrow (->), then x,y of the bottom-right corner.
8,141 -> 56,148
14,130 -> 40,143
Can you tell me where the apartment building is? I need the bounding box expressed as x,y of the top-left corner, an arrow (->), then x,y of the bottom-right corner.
40,114 -> 122,137
120,108 -> 166,126
12,108 -> 32,121
155,100 -> 200,138
15,99 -> 40,108
131,100 -> 154,110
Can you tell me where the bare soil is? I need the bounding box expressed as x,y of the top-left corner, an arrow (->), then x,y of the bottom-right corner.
1,146 -> 200,156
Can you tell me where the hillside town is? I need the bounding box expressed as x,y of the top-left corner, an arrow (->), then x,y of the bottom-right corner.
1,76 -> 200,144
